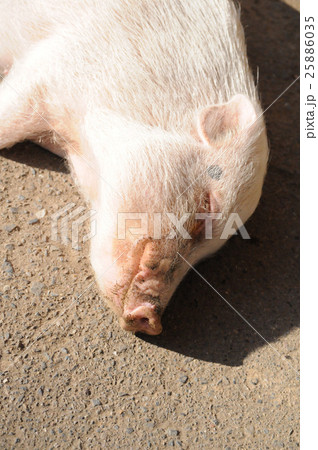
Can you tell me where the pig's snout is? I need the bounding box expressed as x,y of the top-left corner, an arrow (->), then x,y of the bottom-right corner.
120,303 -> 163,335
96,241 -> 177,335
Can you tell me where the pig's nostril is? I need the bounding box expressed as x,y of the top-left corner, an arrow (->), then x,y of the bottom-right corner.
139,317 -> 149,325
121,304 -> 162,335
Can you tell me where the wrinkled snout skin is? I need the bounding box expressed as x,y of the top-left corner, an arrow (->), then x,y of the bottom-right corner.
91,236 -> 191,336
0,0 -> 269,335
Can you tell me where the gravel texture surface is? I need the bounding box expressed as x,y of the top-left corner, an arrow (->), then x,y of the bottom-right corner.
0,1 -> 299,448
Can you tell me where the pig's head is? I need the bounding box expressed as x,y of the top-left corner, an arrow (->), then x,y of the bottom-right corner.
87,95 -> 268,335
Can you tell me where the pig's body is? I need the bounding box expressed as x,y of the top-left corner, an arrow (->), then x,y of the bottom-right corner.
0,0 -> 269,334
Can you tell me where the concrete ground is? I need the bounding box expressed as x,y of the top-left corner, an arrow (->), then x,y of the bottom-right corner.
0,0 -> 299,448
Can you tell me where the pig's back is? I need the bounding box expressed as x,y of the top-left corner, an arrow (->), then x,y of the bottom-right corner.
1,0 -> 258,130
79,0 -> 258,130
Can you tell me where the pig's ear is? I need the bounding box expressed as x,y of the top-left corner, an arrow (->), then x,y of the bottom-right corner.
196,95 -> 257,146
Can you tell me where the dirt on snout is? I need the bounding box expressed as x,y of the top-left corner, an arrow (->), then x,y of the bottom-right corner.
0,0 -> 299,448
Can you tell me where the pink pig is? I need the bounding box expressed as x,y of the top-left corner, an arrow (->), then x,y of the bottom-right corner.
0,0 -> 269,335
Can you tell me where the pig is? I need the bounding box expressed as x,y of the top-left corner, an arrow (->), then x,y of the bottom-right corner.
0,0 -> 269,335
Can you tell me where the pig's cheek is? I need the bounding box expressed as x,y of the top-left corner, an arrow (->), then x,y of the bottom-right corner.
90,252 -> 123,311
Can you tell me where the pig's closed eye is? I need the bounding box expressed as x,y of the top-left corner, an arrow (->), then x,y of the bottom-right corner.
207,164 -> 222,180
